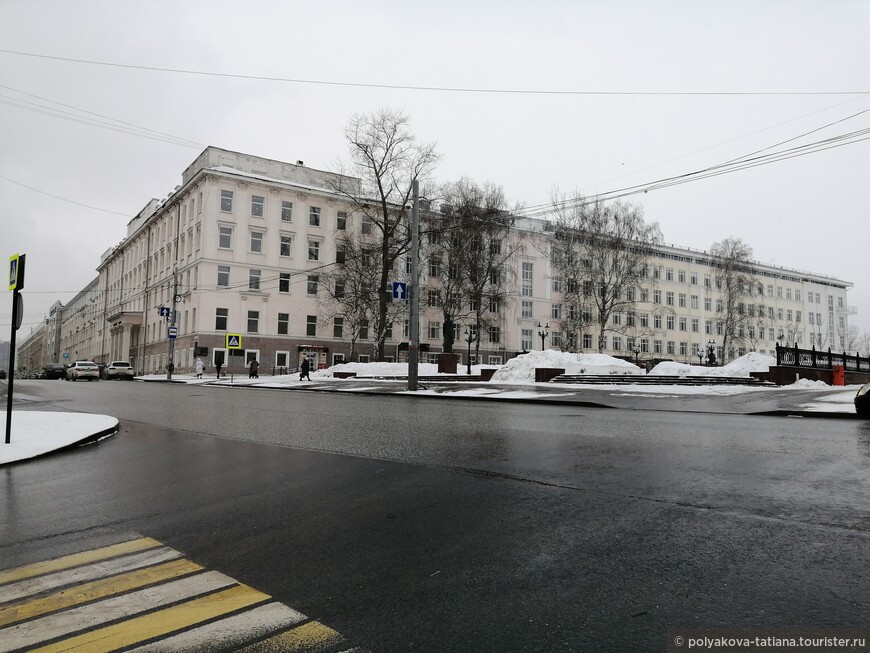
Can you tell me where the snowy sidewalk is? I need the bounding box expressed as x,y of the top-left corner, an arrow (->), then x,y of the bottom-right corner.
0,411 -> 118,466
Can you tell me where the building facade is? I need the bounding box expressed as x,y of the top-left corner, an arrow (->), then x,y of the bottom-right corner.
17,146 -> 857,375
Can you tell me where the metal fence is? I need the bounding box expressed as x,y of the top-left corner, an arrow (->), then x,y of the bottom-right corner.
775,343 -> 870,372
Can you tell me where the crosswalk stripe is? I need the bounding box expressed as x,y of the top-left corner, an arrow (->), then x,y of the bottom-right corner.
237,620 -> 346,652
28,583 -> 270,653
126,602 -> 307,652
0,571 -> 236,653
0,558 -> 203,628
0,538 -> 162,586
0,546 -> 182,605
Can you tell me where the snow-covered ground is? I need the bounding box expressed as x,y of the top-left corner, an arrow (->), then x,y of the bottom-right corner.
3,351 -> 862,465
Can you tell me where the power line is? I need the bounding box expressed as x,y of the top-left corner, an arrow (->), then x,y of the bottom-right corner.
0,174 -> 131,216
1,49 -> 867,96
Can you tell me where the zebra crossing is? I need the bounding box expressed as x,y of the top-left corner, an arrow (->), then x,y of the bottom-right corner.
0,536 -> 369,652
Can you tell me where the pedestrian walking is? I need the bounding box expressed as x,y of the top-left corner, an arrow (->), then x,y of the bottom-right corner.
195,357 -> 205,379
299,356 -> 311,381
215,359 -> 223,378
249,358 -> 259,379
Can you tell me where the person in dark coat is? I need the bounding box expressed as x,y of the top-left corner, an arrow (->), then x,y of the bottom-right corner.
249,359 -> 259,378
300,356 -> 311,381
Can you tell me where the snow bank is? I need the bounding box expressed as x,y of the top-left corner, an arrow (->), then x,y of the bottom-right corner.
490,350 -> 643,383
314,361 -> 439,378
649,352 -> 775,378
789,378 -> 830,388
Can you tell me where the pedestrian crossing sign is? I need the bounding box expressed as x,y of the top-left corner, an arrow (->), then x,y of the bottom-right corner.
226,333 -> 243,349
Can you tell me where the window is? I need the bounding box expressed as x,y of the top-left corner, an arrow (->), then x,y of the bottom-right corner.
251,195 -> 264,217
522,300 -> 533,319
522,329 -> 534,351
215,308 -> 228,330
654,340 -> 663,354
281,201 -> 293,222
777,286 -> 783,298
679,293 -> 686,308
785,288 -> 792,300
307,275 -> 319,295
704,297 -> 712,311
667,341 -> 675,355
359,319 -> 369,340
552,277 -> 563,293
690,272 -> 698,285
665,314 -> 673,330
306,315 -> 317,337
666,292 -> 674,306
333,317 -> 344,338
612,336 -> 622,351
429,257 -> 441,277
666,268 -> 673,281
220,190 -> 233,212
767,284 -> 774,297
249,269 -> 261,290
641,288 -> 649,302
640,313 -> 649,328
337,211 -> 347,230
691,295 -> 699,309
428,290 -> 441,307
361,215 -> 372,235
692,318 -> 699,333
795,290 -> 801,301
334,280 -> 345,298
522,262 -> 533,297
680,342 -> 687,356
490,268 -> 501,285
219,225 -> 232,249
489,297 -> 501,314
678,270 -> 686,284
250,231 -> 263,253
217,265 -> 230,287
247,310 -> 259,333
309,206 -> 321,226
679,317 -> 687,331
279,273 -> 290,293
653,290 -> 661,304
278,313 -> 289,335
276,352 -> 289,367
489,326 -> 501,343
640,338 -> 649,353
581,333 -> 592,349
280,235 -> 292,257
335,243 -> 346,264
612,312 -> 621,325
796,311 -> 801,323
552,303 -> 562,319
428,321 -> 441,339
308,240 -> 320,261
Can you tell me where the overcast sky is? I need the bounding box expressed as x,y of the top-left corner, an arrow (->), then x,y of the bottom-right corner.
1,0 -> 868,339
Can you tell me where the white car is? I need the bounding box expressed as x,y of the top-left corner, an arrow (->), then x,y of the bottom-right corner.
66,361 -> 100,381
105,361 -> 135,380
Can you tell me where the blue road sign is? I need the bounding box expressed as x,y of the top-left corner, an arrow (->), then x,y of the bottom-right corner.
392,282 -> 407,300
168,325 -> 178,339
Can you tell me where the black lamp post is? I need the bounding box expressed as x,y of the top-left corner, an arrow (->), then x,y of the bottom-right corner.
536,321 -> 550,351
632,345 -> 641,366
706,339 -> 716,366
464,326 -> 476,375
697,350 -> 704,366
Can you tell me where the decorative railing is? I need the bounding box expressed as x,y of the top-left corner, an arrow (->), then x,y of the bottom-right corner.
776,343 -> 870,372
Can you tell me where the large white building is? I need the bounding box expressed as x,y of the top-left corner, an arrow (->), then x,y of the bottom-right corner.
16,146 -> 856,375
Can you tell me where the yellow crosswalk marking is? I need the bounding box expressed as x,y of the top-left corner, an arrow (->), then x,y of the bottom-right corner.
29,583 -> 270,653
0,538 -> 162,586
0,558 -> 203,627
237,621 -> 346,652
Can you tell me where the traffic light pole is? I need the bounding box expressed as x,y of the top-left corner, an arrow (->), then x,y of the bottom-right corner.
5,290 -> 21,444
407,180 -> 420,391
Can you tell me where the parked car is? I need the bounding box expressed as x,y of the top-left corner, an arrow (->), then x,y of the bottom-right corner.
105,360 -> 135,380
856,383 -> 870,417
66,361 -> 100,381
44,363 -> 68,380
0,369 -> 6,380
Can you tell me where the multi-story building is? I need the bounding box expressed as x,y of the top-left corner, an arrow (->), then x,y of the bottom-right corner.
21,146 -> 856,374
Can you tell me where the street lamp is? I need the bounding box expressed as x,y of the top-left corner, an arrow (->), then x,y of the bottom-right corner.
632,344 -> 641,366
536,321 -> 550,351
706,339 -> 716,366
697,350 -> 704,366
464,326 -> 476,375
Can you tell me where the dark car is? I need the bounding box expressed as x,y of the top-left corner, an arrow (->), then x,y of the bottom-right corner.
856,383 -> 870,417
0,370 -> 6,380
44,363 -> 67,380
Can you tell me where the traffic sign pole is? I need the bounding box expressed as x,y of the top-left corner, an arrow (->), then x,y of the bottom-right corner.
6,253 -> 26,444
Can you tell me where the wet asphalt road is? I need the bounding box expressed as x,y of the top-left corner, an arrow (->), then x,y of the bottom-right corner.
2,379 -> 870,651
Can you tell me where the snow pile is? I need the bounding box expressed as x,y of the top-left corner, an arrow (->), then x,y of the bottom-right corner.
649,352 -> 775,378
314,361 -> 439,378
789,378 -> 830,388
490,350 -> 642,383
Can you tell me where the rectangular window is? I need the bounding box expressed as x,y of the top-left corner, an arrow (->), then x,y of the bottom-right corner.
308,240 -> 320,261
250,231 -> 263,253
337,211 -> 347,230
278,312 -> 289,335
680,341 -> 687,356
280,235 -> 292,257
641,313 -> 649,328
551,303 -> 562,319
666,292 -> 674,306
612,336 -> 622,351
428,321 -> 441,339
522,329 -> 534,351
641,288 -> 649,303
306,315 -> 317,337
361,215 -> 372,235
334,280 -> 345,298
309,206 -> 321,226
488,326 -> 501,343
333,317 -> 344,338
307,275 -> 318,295
654,340 -> 663,354
691,318 -> 699,333
522,262 -> 533,297
220,190 -> 233,212
691,295 -> 699,309
667,341 -> 675,355
489,297 -> 501,314
690,272 -> 698,285
279,273 -> 290,293
679,293 -> 686,308
429,257 -> 440,277
219,225 -> 232,249
335,243 -> 346,264
653,290 -> 661,304
679,317 -> 687,331
249,269 -> 261,290
522,300 -> 533,319
552,277 -> 563,293
786,288 -> 792,300
247,310 -> 259,334
281,201 -> 293,222
428,290 -> 441,307
217,265 -> 230,287
215,308 -> 228,330
666,315 -> 673,330
678,270 -> 686,284
705,297 -> 712,311
359,319 -> 369,340
251,195 -> 264,217
666,268 -> 674,281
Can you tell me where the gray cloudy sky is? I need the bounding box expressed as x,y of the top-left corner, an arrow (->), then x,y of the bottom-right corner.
1,0 -> 868,337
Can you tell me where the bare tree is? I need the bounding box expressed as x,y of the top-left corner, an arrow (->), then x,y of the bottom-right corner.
550,192 -> 662,352
332,109 -> 439,360
710,237 -> 756,361
423,179 -> 520,358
